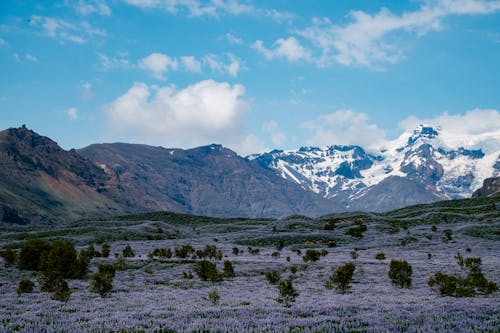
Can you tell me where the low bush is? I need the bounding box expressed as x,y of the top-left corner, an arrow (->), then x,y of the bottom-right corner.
276,277 -> 298,305
91,272 -> 113,298
265,270 -> 281,284
122,245 -> 135,258
17,277 -> 35,295
346,224 -> 367,238
388,260 -> 412,288
302,249 -> 321,262
194,260 -> 222,282
207,290 -> 220,305
375,253 -> 386,260
325,262 -> 355,292
222,260 -> 235,278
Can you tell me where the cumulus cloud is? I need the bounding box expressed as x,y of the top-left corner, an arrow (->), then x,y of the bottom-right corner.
253,37 -> 312,62
399,108 -> 500,152
225,32 -> 243,45
180,55 -> 202,73
0,38 -> 6,47
29,15 -> 106,44
105,80 -> 261,154
302,109 -> 386,151
138,53 -> 178,80
67,107 -> 78,120
13,53 -> 38,63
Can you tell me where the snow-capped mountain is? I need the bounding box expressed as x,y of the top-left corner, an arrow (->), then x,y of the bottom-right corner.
250,125 -> 500,211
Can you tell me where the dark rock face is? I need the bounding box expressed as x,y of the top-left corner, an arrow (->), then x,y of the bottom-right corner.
0,126 -> 122,223
78,143 -> 338,218
472,177 -> 500,198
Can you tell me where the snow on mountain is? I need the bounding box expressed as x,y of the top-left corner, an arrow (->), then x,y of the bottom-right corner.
250,124 -> 500,207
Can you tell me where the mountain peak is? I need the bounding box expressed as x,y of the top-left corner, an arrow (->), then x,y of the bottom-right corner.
407,124 -> 440,145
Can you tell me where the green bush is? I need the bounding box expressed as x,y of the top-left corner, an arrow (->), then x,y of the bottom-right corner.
350,251 -> 359,260
101,243 -> 110,258
276,277 -> 298,305
207,289 -> 220,305
39,240 -> 80,279
91,272 -> 113,298
175,244 -> 194,258
443,229 -> 453,242
346,224 -> 367,238
325,262 -> 356,292
265,270 -> 281,284
122,245 -> 135,258
232,247 -> 240,255
222,260 -> 235,278
17,276 -> 35,295
98,263 -> 116,278
375,252 -> 386,260
50,278 -> 71,302
388,260 -> 412,288
302,249 -> 321,262
428,257 -> 497,297
1,244 -> 17,266
194,260 -> 222,282
18,239 -> 50,271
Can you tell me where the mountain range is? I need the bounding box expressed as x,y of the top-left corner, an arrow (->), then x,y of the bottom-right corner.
0,125 -> 498,224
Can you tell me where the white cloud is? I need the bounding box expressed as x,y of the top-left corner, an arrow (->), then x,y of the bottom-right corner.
225,32 -> 243,45
262,120 -> 286,146
0,38 -> 6,47
123,0 -> 293,20
138,53 -> 178,80
29,15 -> 106,44
13,53 -> 38,63
399,108 -> 500,152
249,0 -> 500,68
74,0 -> 111,16
181,55 -> 202,73
80,81 -> 93,99
97,52 -> 130,70
105,80 -> 261,154
25,53 -> 38,62
67,107 -> 78,120
302,109 -> 386,151
253,37 -> 312,62
203,53 -> 242,77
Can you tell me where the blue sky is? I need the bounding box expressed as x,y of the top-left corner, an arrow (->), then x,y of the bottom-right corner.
1,0 -> 500,154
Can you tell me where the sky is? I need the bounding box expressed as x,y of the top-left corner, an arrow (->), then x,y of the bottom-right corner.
1,0 -> 500,155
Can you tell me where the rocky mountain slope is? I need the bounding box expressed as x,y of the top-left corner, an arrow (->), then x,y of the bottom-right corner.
473,176 -> 500,197
251,125 -> 499,211
78,143 -> 337,218
0,126 -> 123,224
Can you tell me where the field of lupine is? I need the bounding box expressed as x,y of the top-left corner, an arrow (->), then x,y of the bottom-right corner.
0,196 -> 499,332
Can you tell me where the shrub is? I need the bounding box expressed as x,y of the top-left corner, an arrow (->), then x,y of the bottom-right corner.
321,249 -> 328,257
346,224 -> 367,238
17,277 -> 35,295
286,256 -> 291,262
1,244 -> 17,266
265,270 -> 281,284
232,247 -> 240,255
50,278 -> 71,302
98,263 -> 116,278
276,277 -> 299,305
122,245 -> 135,258
455,252 -> 464,268
375,253 -> 386,260
325,262 -> 355,292
428,257 -> 497,297
182,271 -> 193,279
290,266 -> 298,274
443,229 -> 453,242
18,239 -> 50,271
194,260 -> 222,282
207,290 -> 220,305
350,251 -> 358,260
302,249 -> 321,262
175,244 -> 194,258
101,243 -> 110,258
271,251 -> 280,258
39,240 -> 80,279
276,240 -> 284,251
91,272 -> 113,298
328,241 -> 337,248
222,260 -> 235,278
151,247 -> 172,259
388,260 -> 412,288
